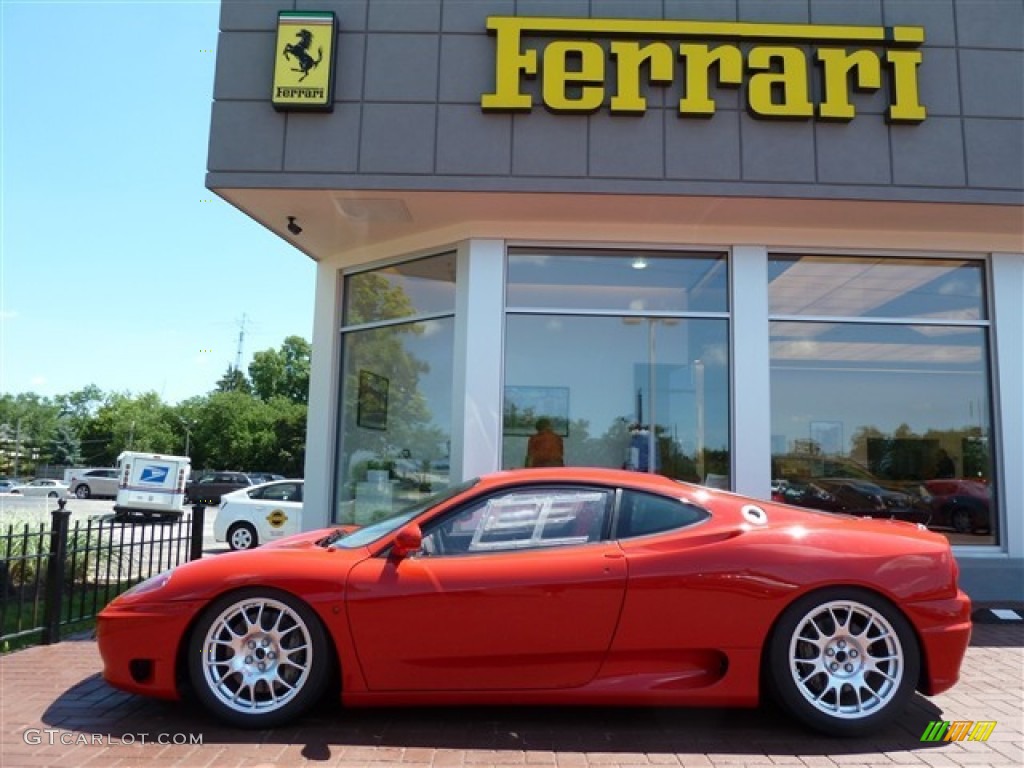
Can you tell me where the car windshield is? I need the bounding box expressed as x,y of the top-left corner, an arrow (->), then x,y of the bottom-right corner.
329,478 -> 479,549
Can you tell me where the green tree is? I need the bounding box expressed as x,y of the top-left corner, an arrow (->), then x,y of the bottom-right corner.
216,365 -> 252,394
248,336 -> 311,404
50,423 -> 82,466
79,392 -> 179,465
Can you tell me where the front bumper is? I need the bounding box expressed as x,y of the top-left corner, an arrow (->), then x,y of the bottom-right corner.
96,599 -> 202,700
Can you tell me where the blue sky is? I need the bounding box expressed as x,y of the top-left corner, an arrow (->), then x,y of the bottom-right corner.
1,0 -> 316,404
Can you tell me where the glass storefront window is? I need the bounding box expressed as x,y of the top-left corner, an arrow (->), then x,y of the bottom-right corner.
503,315 -> 730,485
337,255 -> 455,525
343,251 -> 456,325
508,249 -> 728,313
769,255 -> 986,321
769,255 -> 996,546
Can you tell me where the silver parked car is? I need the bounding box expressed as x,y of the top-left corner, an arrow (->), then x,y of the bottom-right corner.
68,468 -> 120,499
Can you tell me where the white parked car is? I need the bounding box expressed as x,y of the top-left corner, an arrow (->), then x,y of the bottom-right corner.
68,468 -> 119,499
10,479 -> 69,499
214,479 -> 304,550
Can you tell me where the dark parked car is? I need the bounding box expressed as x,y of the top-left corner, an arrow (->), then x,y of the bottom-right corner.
777,478 -> 928,525
919,479 -> 992,534
185,471 -> 252,505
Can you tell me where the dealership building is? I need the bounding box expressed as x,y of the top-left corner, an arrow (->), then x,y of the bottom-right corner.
206,0 -> 1023,600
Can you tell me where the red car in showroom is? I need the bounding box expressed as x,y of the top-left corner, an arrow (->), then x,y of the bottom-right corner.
97,468 -> 971,735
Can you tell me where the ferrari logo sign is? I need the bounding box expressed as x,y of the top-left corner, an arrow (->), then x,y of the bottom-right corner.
272,11 -> 337,111
266,509 -> 288,529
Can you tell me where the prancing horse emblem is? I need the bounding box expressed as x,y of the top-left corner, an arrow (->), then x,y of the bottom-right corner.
282,29 -> 322,81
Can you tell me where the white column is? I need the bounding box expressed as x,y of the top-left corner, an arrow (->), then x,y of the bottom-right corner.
302,262 -> 342,530
452,239 -> 505,480
730,246 -> 773,499
991,252 -> 1024,560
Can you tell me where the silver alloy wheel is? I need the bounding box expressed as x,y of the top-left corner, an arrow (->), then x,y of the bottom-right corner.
788,599 -> 904,719
229,524 -> 257,550
199,596 -> 313,715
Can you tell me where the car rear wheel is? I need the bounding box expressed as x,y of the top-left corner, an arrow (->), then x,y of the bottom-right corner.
227,522 -> 259,550
951,506 -> 973,534
47,491 -> 59,498
75,485 -> 91,499
188,588 -> 330,728
767,588 -> 919,736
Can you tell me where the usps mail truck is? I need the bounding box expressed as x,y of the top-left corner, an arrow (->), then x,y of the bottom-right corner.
113,451 -> 191,520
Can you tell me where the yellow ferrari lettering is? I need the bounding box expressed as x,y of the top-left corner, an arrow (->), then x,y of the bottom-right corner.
482,16 -> 926,123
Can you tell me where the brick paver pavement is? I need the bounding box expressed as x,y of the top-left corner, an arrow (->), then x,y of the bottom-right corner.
1,622 -> 1021,768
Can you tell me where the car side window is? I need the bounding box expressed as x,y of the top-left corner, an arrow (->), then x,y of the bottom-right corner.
420,487 -> 611,556
615,490 -> 709,539
261,483 -> 299,502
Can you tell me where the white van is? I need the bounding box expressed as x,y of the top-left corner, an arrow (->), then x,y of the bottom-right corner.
113,451 -> 191,520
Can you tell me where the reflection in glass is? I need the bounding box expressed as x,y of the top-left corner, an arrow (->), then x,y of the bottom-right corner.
503,315 -> 730,486
343,251 -> 456,325
508,249 -> 728,313
769,321 -> 997,546
336,317 -> 454,524
768,255 -> 986,321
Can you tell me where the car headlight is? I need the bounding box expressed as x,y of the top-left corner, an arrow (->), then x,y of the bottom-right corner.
122,568 -> 175,597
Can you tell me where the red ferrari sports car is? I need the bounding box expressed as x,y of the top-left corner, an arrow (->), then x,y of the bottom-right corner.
97,468 -> 971,735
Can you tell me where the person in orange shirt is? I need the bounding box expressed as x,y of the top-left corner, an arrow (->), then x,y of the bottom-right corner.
525,418 -> 564,467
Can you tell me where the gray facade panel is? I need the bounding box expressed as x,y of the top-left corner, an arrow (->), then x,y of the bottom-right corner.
592,0 -> 663,19
511,112 -> 589,177
440,34 -> 498,103
516,0 -> 590,18
917,47 -> 961,116
364,34 -> 440,102
590,111 -> 665,179
741,119 -> 817,183
955,0 -> 1024,49
665,0 -> 738,22
334,32 -> 367,101
811,0 -> 883,26
891,117 -> 967,187
738,0 -> 809,23
208,101 -> 284,172
220,0 -> 289,32
965,118 -> 1024,190
442,0 -> 514,33
360,103 -> 437,174
284,108 -> 361,173
208,0 -> 1024,204
214,32 -> 275,101
960,50 -> 1024,119
437,105 -> 512,175
815,119 -> 893,185
368,0 -> 441,32
883,0 -> 956,47
665,112 -> 742,181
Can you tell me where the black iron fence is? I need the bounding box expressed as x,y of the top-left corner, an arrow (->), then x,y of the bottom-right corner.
1,502 -> 207,649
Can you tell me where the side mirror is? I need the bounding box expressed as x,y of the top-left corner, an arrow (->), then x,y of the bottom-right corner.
391,523 -> 423,559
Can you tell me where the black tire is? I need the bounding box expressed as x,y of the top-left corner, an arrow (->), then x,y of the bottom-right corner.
188,588 -> 330,728
227,522 -> 259,550
950,506 -> 973,534
75,485 -> 91,499
47,491 -> 59,498
766,588 -> 920,736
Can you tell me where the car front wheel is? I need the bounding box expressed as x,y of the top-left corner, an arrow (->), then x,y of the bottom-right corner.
767,588 -> 919,736
227,522 -> 259,550
75,485 -> 91,499
188,589 -> 330,728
